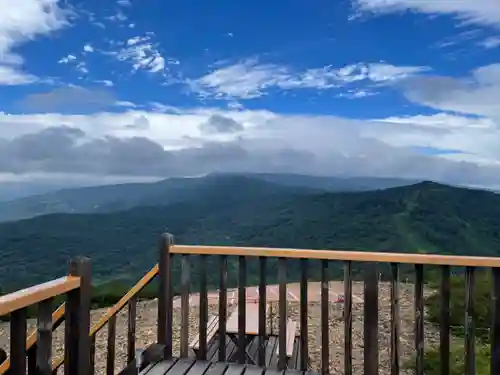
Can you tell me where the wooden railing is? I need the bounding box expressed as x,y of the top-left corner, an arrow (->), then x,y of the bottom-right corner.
163,236 -> 500,375
2,232 -> 500,375
0,257 -> 91,375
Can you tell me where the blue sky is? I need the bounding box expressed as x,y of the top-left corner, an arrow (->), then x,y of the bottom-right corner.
1,0 -> 500,188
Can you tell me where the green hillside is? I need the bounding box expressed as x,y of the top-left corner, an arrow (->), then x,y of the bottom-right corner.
0,172 -> 416,223
1,179 -> 500,290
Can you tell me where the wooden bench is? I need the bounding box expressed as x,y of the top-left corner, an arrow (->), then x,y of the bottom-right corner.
189,315 -> 219,351
275,319 -> 297,357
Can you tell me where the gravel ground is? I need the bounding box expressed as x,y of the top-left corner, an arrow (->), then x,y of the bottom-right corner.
0,281 -> 451,375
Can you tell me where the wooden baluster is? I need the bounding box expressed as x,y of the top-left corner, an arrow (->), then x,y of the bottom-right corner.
127,296 -> 137,365
65,256 -> 92,375
491,267 -> 500,375
344,261 -> 352,375
218,255 -> 228,362
258,257 -> 267,367
106,315 -> 116,375
464,267 -> 475,375
390,263 -> 400,375
199,254 -> 208,360
321,260 -> 329,375
158,232 -> 174,359
238,256 -> 247,364
278,258 -> 287,370
36,298 -> 53,375
364,262 -> 379,375
300,259 -> 308,371
440,265 -> 450,375
180,254 -> 190,358
415,264 -> 424,375
10,308 -> 27,375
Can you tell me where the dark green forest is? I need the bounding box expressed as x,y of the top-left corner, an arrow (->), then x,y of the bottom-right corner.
2,179 -> 500,291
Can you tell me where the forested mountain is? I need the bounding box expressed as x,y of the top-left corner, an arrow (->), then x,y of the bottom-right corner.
1,178 -> 500,290
0,173 -> 416,223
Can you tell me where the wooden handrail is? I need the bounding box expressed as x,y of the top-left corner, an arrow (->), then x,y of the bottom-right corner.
171,244 -> 500,267
0,303 -> 65,374
51,263 -> 159,371
0,276 -> 80,316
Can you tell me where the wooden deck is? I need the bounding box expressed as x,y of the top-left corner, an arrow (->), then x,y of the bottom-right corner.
188,335 -> 304,370
140,357 -> 308,375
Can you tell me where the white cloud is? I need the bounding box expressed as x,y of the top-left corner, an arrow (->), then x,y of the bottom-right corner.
3,105 -> 500,187
0,65 -> 37,85
0,0 -> 70,85
83,44 -> 94,53
115,34 -> 166,74
189,59 -> 429,100
58,54 -> 77,64
401,63 -> 500,120
479,36 -> 500,48
351,0 -> 500,29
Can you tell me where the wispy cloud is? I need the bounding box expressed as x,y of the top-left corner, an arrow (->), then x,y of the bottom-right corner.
112,34 -> 170,75
0,0 -> 70,86
479,36 -> 500,48
188,58 -> 429,100
351,0 -> 500,29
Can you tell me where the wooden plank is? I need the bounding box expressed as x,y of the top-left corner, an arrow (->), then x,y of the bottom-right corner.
218,255 -> 228,362
299,259 -> 308,372
227,304 -> 263,334
158,233 -> 173,358
258,256 -> 267,367
106,315 -> 116,375
185,360 -> 213,375
266,336 -> 278,368
287,335 -> 300,370
180,254 -> 190,358
143,358 -> 178,375
171,245 -> 500,268
199,254 -> 209,360
65,256 -> 92,375
203,362 -> 228,375
238,255 -> 247,365
275,320 -> 297,357
206,335 -> 220,362
440,265 -> 450,375
0,277 -> 80,316
364,262 -> 378,375
165,358 -> 196,375
390,263 -> 400,375
492,267 -> 500,375
321,260 -> 329,375
191,316 -> 218,349
10,308 -> 27,375
278,257 -> 287,370
464,267 -> 475,375
344,261 -> 352,375
415,264 -> 424,375
243,364 -> 264,375
127,295 -> 137,365
36,298 -> 53,375
225,363 -> 246,375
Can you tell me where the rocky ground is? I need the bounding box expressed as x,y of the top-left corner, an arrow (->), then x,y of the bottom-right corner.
0,281 -> 449,375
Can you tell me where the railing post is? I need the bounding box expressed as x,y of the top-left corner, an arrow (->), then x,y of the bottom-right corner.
65,256 -> 91,375
158,232 -> 174,359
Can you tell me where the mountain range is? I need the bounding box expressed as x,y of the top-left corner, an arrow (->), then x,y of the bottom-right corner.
0,173 -> 417,223
1,173 -> 500,290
